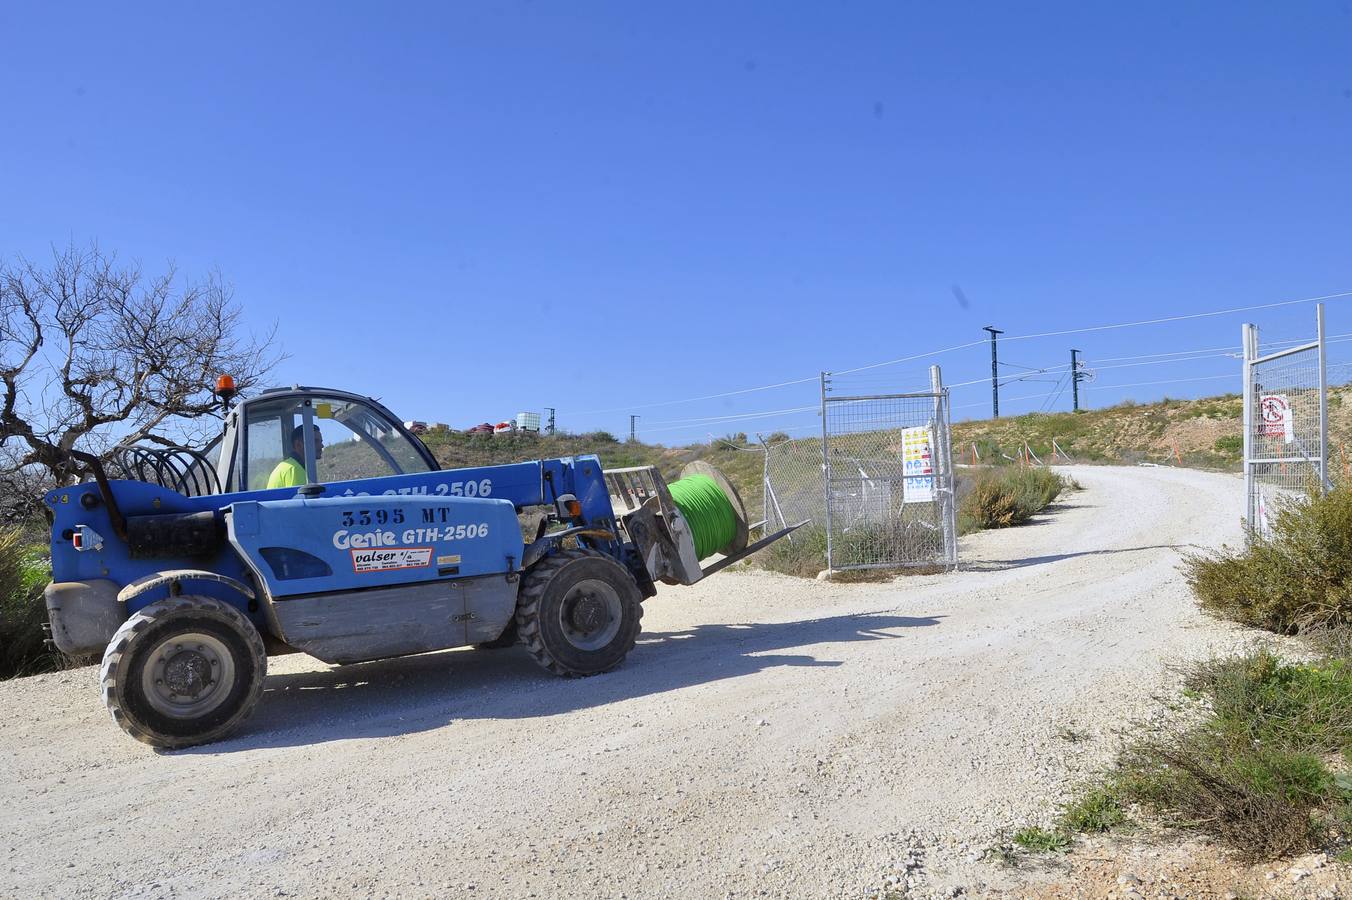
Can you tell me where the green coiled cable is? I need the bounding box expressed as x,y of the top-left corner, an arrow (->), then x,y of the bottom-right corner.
668,473 -> 738,560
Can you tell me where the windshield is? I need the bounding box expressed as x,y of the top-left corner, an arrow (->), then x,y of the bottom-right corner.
238,393 -> 433,489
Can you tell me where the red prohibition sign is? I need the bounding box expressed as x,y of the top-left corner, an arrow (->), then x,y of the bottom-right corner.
1260,396 -> 1287,423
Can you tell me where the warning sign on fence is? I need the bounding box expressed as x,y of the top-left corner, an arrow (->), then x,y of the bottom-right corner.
901,426 -> 936,503
1259,394 -> 1295,444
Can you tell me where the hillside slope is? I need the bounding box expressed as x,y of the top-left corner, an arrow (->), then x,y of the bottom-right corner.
953,395 -> 1245,469
953,383 -> 1352,471
378,386 -> 1352,508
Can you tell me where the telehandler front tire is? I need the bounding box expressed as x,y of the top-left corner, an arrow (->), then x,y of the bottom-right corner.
100,595 -> 267,749
515,550 -> 642,677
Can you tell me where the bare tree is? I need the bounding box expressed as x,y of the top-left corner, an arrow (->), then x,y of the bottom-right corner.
0,243 -> 280,498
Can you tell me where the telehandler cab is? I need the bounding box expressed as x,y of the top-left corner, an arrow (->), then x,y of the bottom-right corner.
43,385 -> 799,748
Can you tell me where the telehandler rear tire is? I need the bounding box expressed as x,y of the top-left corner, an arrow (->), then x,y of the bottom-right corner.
100,595 -> 267,749
515,550 -> 642,677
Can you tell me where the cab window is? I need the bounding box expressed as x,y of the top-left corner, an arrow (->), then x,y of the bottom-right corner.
309,397 -> 434,484
238,394 -> 433,490
242,397 -> 300,491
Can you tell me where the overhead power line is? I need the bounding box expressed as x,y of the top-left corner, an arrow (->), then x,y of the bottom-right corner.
642,406 -> 820,434
643,404 -> 818,427
833,338 -> 990,376
644,333 -> 1352,434
570,374 -> 820,416
826,289 -> 1352,378
951,372 -> 1239,411
999,290 -> 1352,343
570,288 -> 1352,422
1090,331 -> 1352,364
650,367 -> 1250,438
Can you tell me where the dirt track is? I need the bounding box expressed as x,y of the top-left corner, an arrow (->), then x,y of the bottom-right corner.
1,466 -> 1257,899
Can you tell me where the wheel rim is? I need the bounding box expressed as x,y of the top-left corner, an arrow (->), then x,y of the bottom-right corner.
558,578 -> 623,651
139,631 -> 236,719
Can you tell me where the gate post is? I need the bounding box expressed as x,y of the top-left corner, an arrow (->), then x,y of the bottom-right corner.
820,371 -> 833,571
1242,322 -> 1258,532
1319,302 -> 1329,493
759,435 -> 772,532
930,365 -> 957,568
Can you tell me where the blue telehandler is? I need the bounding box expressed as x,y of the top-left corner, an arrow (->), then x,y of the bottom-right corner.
43,384 -> 798,748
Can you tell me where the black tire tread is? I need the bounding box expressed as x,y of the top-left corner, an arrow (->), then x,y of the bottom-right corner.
100,595 -> 267,749
514,549 -> 643,677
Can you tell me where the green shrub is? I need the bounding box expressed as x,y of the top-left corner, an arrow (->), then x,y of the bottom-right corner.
1116,736 -> 1332,860
958,467 -> 1068,532
1101,650 -> 1352,860
1213,434 -> 1243,455
0,526 -> 56,679
1190,651 -> 1352,754
1184,486 -> 1352,632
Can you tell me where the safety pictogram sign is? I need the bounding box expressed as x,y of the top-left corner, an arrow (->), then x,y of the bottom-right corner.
1258,394 -> 1294,444
901,426 -> 936,503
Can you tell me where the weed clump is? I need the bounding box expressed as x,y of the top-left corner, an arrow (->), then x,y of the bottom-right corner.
1011,826 -> 1071,853
1184,486 -> 1352,633
756,526 -> 828,577
1059,785 -> 1125,833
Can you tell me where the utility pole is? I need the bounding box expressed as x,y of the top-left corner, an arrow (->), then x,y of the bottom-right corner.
983,326 -> 1003,418
1070,350 -> 1081,412
629,415 -> 639,443
544,407 -> 556,435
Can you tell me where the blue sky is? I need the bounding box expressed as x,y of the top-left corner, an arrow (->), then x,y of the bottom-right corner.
2,3 -> 1350,444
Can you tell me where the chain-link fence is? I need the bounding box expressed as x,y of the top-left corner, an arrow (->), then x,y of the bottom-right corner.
762,374 -> 958,571
1244,310 -> 1329,537
762,437 -> 827,535
822,389 -> 957,570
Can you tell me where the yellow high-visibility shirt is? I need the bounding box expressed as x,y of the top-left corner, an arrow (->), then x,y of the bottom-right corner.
266,456 -> 307,490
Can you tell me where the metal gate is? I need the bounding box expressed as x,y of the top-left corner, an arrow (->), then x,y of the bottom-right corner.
820,367 -> 958,571
1242,304 -> 1329,539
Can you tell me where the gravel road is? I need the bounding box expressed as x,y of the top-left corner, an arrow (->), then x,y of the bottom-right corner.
1,465 -> 1255,899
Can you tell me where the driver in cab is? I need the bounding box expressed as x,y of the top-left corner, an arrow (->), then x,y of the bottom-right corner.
267,425 -> 323,489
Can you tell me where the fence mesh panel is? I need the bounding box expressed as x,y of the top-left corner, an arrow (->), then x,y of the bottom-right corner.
1245,326 -> 1327,535
763,437 -> 827,534
821,391 -> 957,570
762,393 -> 958,569
1329,361 -> 1352,483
